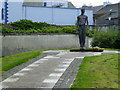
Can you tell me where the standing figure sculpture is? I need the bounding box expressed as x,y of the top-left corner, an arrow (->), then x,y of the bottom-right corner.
76,9 -> 88,50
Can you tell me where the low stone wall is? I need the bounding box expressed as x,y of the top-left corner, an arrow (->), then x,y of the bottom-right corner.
1,34 -> 91,56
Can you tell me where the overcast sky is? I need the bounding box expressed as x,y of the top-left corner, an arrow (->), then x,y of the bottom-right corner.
68,0 -> 120,7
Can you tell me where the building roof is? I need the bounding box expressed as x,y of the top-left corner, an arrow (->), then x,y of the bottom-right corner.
68,2 -> 76,8
23,0 -> 76,8
81,5 -> 93,9
94,3 -> 119,19
23,0 -> 68,2
96,3 -> 119,14
93,5 -> 104,14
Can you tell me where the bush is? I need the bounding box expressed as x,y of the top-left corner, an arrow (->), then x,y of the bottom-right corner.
86,30 -> 95,37
0,26 -> 2,33
92,30 -> 120,49
62,26 -> 77,34
3,19 -> 94,35
2,27 -> 14,33
9,19 -> 51,30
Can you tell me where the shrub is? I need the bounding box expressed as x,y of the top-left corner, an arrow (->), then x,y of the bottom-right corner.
86,30 -> 95,37
9,19 -> 33,30
62,26 -> 77,34
0,26 -> 2,33
3,19 -> 95,35
9,19 -> 51,30
2,27 -> 14,33
92,30 -> 120,49
113,33 -> 120,49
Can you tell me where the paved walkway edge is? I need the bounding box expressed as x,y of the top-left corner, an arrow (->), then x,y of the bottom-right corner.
53,57 -> 84,88
1,54 -> 46,81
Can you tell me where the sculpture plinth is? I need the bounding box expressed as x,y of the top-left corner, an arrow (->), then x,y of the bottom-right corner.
70,49 -> 103,52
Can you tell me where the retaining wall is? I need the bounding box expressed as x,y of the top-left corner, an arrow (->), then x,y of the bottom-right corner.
1,34 -> 92,56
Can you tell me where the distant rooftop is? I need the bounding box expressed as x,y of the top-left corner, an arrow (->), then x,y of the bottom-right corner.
94,3 -> 119,19
23,0 -> 68,2
23,0 -> 75,8
96,3 -> 119,14
93,5 -> 104,14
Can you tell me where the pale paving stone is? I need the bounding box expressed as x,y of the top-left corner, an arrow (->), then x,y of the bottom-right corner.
65,58 -> 74,61
20,68 -> 33,71
27,64 -> 40,67
58,65 -> 69,68
54,68 -> 66,72
44,56 -> 60,59
43,79 -> 58,83
14,73 -> 25,76
62,61 -> 71,64
2,78 -> 19,83
40,59 -> 49,61
49,73 -> 63,77
75,57 -> 84,59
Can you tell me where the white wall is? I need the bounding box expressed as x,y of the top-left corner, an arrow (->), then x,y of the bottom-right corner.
85,10 -> 93,25
53,8 -> 78,25
8,0 -> 23,23
6,0 -> 93,25
25,7 -> 53,23
22,7 -> 93,25
0,1 -> 3,23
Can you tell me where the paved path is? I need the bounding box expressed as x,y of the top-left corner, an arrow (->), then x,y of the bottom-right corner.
1,50 -> 120,89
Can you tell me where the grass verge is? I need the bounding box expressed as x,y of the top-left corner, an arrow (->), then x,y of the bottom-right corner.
0,49 -> 47,75
71,54 -> 119,88
104,48 -> 120,51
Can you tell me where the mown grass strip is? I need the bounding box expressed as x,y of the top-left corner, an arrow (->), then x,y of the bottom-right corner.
1,50 -> 44,72
104,48 -> 120,51
71,54 -> 119,88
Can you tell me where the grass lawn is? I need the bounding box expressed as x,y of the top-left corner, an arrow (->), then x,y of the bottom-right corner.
0,50 -> 46,75
71,54 -> 119,88
104,48 -> 120,51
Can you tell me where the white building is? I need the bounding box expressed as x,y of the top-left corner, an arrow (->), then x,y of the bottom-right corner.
1,0 -> 93,25
23,0 -> 68,7
42,0 -> 68,7
0,0 -> 4,23
23,0 -> 75,8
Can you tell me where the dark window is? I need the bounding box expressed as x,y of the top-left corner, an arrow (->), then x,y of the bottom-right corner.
44,2 -> 47,6
2,8 -> 4,20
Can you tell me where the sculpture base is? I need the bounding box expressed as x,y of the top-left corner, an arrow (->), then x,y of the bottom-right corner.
70,49 -> 103,52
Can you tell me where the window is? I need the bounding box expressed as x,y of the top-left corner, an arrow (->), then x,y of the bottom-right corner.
2,8 -> 4,20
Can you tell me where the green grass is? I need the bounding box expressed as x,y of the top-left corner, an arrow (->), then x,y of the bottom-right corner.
104,48 -> 120,51
1,50 -> 45,73
71,54 -> 119,88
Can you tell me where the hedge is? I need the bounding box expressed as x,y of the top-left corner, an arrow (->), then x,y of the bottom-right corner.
92,30 -> 120,49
